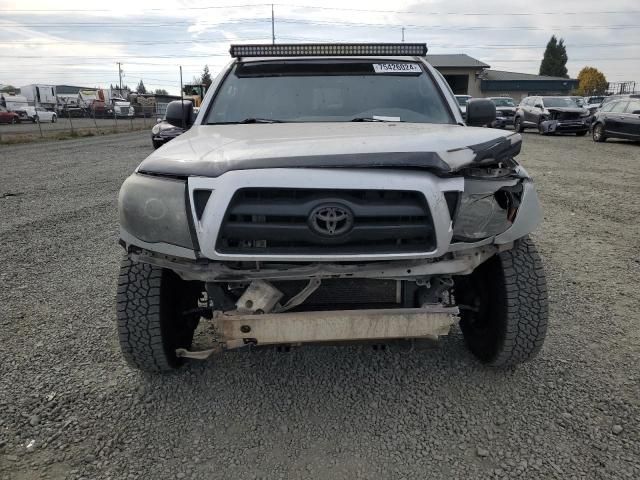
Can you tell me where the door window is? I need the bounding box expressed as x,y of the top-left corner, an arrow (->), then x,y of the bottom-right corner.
625,100 -> 640,113
599,102 -> 615,112
611,102 -> 628,113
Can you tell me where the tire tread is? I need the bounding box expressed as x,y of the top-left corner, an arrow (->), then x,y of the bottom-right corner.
490,237 -> 549,366
116,257 -> 178,373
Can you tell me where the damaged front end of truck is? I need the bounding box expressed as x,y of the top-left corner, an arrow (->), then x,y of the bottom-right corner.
115,43 -> 548,373
118,128 -> 542,363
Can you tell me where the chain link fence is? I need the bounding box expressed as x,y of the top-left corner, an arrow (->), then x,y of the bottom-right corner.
0,107 -> 165,144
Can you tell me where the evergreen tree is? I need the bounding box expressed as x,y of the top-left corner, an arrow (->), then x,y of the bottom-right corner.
539,35 -> 569,78
136,79 -> 147,94
201,65 -> 212,88
154,88 -> 169,95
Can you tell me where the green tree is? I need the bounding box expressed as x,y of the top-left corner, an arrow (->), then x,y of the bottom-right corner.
154,88 -> 169,95
1,84 -> 17,93
201,65 -> 212,88
136,79 -> 147,94
576,67 -> 608,96
539,35 -> 569,78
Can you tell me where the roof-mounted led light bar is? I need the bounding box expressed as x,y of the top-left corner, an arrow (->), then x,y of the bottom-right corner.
229,43 -> 428,58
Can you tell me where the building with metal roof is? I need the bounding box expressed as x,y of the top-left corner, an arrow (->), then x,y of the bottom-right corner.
426,54 -> 578,101
480,70 -> 578,100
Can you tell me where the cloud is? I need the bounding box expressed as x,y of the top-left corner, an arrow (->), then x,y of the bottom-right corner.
0,0 -> 638,92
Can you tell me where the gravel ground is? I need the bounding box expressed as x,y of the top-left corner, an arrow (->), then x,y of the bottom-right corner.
1,131 -> 639,480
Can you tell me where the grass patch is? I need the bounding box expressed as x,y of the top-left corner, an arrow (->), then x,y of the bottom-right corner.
0,124 -> 149,145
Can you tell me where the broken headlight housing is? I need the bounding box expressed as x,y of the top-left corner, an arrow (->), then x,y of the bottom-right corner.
118,173 -> 194,249
452,180 -> 522,241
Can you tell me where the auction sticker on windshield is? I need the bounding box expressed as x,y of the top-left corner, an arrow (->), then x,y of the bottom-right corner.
373,63 -> 422,73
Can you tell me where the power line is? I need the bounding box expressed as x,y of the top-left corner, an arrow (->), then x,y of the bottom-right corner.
0,62 -> 211,66
1,54 -> 230,59
3,38 -> 639,50
0,38 -> 269,46
5,17 -> 640,30
0,19 -> 270,27
1,3 -> 271,12
1,3 -> 637,15
274,4 -> 640,16
275,18 -> 640,31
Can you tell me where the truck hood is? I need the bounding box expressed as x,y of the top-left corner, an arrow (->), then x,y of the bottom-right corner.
137,122 -> 521,177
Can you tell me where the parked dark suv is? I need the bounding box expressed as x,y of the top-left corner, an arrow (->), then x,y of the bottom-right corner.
488,97 -> 516,128
514,96 -> 589,136
591,97 -> 640,142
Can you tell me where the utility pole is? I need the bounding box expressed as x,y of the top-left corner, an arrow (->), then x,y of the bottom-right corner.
271,4 -> 275,44
401,27 -> 405,42
117,62 -> 123,94
179,66 -> 186,129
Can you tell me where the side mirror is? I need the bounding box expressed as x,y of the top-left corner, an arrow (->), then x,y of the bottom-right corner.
165,100 -> 194,129
466,99 -> 496,127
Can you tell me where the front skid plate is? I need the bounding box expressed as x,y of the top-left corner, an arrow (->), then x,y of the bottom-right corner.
216,306 -> 459,348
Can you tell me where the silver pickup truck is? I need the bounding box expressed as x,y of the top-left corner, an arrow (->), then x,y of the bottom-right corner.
117,43 -> 547,373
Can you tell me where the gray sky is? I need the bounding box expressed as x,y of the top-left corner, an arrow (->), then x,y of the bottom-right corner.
1,0 -> 638,95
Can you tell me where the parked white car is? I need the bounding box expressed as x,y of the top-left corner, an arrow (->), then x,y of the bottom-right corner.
34,106 -> 57,123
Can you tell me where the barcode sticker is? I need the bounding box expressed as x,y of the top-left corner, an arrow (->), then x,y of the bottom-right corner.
373,63 -> 422,73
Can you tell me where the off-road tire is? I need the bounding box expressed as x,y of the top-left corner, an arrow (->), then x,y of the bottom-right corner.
51,114 -> 57,123
513,116 -> 524,133
455,237 -> 548,367
116,257 -> 202,373
592,123 -> 606,142
152,139 -> 163,149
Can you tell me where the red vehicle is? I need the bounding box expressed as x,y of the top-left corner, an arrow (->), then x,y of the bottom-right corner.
0,106 -> 20,124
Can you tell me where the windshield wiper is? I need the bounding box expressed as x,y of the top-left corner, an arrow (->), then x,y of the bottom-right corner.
350,117 -> 402,122
238,117 -> 282,124
209,118 -> 283,125
351,117 -> 386,122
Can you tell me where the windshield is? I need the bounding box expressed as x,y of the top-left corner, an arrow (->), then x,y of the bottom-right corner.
206,61 -> 453,124
542,97 -> 579,108
456,96 -> 471,106
491,98 -> 515,107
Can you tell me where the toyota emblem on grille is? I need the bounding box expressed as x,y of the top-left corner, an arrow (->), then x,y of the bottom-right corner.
308,203 -> 354,237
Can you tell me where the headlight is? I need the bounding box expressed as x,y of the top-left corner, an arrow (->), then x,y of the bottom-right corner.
151,124 -> 161,134
119,173 -> 194,249
453,181 -> 522,240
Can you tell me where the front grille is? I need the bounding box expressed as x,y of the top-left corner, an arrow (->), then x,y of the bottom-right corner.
119,107 -> 129,115
555,111 -> 581,121
216,188 -> 435,255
